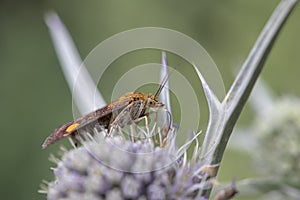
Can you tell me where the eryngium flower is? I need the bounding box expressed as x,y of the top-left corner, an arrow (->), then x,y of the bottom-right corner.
41,130 -> 214,200
254,96 -> 300,185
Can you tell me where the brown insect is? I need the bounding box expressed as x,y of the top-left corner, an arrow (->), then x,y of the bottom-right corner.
42,76 -> 171,149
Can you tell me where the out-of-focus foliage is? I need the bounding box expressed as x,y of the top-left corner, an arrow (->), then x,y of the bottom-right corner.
0,1 -> 299,200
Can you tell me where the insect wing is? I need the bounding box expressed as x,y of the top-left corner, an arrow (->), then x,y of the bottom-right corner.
72,98 -> 131,132
42,94 -> 133,148
42,121 -> 75,148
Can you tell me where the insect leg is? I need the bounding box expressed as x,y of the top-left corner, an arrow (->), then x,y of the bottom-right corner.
149,107 -> 172,144
133,114 -> 150,136
108,102 -> 136,136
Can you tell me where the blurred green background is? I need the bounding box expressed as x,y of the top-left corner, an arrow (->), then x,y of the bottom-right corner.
0,0 -> 299,199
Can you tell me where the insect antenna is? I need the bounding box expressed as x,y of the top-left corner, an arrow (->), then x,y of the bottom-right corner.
154,57 -> 182,99
155,68 -> 174,141
154,68 -> 173,99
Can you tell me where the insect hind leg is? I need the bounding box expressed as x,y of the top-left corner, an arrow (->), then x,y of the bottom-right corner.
133,114 -> 151,137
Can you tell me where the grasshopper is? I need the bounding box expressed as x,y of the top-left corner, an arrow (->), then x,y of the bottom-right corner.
42,75 -> 171,149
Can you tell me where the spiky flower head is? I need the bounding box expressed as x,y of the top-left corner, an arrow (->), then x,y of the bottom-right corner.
254,96 -> 300,185
40,128 -> 217,200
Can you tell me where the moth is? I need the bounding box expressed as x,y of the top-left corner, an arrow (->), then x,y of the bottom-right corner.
42,76 -> 171,149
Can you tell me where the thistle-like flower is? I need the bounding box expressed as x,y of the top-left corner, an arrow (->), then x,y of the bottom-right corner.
231,86 -> 300,199
41,127 -> 219,200
254,96 -> 300,186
